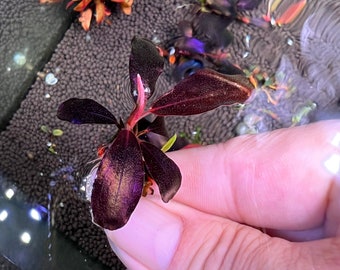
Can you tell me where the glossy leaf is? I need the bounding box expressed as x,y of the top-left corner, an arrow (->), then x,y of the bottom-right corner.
140,142 -> 181,203
129,37 -> 164,101
57,98 -> 118,125
91,129 -> 145,230
276,0 -> 306,25
149,69 -> 253,116
137,116 -> 168,137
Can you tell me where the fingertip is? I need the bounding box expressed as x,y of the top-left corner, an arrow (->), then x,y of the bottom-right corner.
105,197 -> 183,270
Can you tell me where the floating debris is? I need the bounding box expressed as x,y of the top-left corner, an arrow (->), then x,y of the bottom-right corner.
45,73 -> 58,85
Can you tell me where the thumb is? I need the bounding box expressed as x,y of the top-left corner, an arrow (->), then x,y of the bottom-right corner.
105,196 -> 296,270
105,197 -> 183,270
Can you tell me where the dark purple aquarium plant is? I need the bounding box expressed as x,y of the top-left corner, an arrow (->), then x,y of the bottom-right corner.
57,37 -> 253,230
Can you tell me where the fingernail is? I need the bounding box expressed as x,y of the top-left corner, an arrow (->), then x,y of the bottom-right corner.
106,197 -> 183,270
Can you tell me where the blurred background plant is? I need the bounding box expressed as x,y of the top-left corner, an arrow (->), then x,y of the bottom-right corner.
40,0 -> 134,30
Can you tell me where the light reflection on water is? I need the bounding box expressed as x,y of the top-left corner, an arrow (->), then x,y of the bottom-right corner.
0,182 -> 109,270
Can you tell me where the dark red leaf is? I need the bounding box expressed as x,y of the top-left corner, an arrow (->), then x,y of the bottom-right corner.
149,69 -> 253,116
138,116 -> 168,137
129,37 -> 164,101
140,142 -> 181,203
91,129 -> 145,230
57,98 -> 118,125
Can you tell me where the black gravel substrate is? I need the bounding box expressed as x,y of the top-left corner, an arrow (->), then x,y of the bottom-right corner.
0,0 -> 339,269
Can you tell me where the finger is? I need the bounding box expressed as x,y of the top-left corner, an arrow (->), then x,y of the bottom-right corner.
106,195 -> 340,270
106,196 -> 265,270
105,197 -> 183,270
166,120 -> 340,230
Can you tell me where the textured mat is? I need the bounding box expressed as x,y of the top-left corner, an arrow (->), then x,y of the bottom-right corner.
0,0 -> 339,268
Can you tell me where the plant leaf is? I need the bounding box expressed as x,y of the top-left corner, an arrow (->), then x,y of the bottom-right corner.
79,8 -> 92,31
94,0 -> 106,24
161,134 -> 177,153
91,129 -> 145,230
74,0 -> 92,12
276,0 -> 306,25
57,98 -> 118,125
140,142 -> 181,203
129,37 -> 164,101
138,116 -> 168,137
149,69 -> 253,116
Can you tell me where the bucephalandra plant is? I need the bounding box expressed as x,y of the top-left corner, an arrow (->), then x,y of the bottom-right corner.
57,37 -> 253,230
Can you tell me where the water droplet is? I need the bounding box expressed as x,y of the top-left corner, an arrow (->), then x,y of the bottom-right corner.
13,52 -> 26,66
45,73 -> 58,85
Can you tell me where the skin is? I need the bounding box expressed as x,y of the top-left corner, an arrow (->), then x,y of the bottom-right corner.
105,120 -> 340,269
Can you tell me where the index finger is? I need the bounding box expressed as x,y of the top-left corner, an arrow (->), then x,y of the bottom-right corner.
167,120 -> 340,230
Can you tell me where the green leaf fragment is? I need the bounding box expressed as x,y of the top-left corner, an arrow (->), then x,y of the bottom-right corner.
52,129 -> 64,137
161,134 -> 177,153
40,125 -> 50,133
292,102 -> 317,125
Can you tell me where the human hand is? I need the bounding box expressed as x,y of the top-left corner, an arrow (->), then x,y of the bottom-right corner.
105,120 -> 340,269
